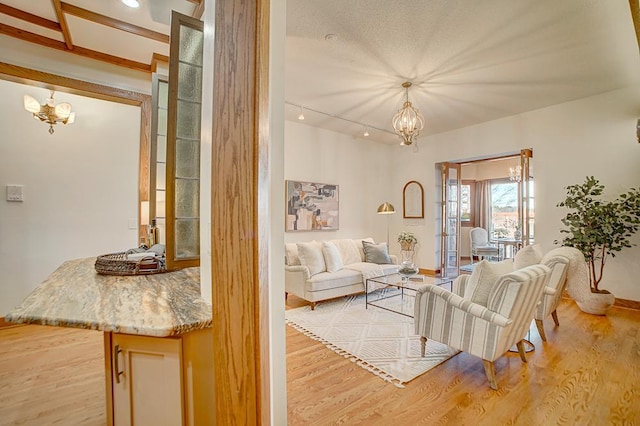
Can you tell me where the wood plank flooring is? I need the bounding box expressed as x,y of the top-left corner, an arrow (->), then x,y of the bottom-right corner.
0,297 -> 638,425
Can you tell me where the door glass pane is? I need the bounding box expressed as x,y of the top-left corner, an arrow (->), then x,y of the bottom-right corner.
175,179 -> 199,218
175,219 -> 200,258
176,139 -> 200,178
490,181 -> 518,239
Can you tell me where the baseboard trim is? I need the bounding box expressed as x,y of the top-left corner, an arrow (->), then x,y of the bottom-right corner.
614,298 -> 640,311
419,268 -> 439,276
0,317 -> 22,329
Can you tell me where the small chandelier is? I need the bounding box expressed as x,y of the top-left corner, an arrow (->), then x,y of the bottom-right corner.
392,82 -> 424,146
24,91 -> 75,134
509,165 -> 522,182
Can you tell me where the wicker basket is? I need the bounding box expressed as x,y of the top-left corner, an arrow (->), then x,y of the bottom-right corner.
95,252 -> 166,276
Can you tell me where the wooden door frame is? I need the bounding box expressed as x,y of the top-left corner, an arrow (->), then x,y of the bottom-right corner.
210,0 -> 271,423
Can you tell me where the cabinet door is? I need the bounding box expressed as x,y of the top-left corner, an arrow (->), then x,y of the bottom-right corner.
111,334 -> 184,426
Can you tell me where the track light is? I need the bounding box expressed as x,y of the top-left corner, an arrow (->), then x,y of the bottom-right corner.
298,106 -> 305,120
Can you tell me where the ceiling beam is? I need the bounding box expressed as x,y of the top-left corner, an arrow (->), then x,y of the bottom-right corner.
0,3 -> 61,32
60,2 -> 169,44
630,0 -> 640,50
151,53 -> 169,73
51,0 -> 73,50
0,22 -> 152,73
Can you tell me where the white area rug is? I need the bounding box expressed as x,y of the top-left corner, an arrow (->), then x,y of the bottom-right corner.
285,291 -> 459,388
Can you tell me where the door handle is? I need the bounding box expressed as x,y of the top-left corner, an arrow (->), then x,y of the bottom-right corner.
113,344 -> 124,384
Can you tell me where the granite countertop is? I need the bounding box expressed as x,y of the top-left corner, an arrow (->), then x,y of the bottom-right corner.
6,257 -> 212,337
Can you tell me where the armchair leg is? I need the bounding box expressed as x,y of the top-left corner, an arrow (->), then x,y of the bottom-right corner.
310,302 -> 316,311
420,336 -> 427,357
551,310 -> 560,326
516,340 -> 528,363
482,360 -> 498,390
535,319 -> 547,341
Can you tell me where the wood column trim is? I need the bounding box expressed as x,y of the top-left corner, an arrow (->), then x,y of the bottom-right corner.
211,0 -> 270,423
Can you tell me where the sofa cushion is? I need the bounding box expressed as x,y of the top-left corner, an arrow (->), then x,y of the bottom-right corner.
297,241 -> 326,276
464,259 -> 514,306
362,241 -> 392,264
513,244 -> 543,270
305,268 -> 363,292
321,241 -> 344,272
285,243 -> 300,266
330,239 -> 362,265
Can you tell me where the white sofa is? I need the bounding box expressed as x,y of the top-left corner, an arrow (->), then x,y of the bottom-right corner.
285,237 -> 398,309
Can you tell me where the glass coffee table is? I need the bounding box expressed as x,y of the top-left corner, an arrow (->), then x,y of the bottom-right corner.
365,273 -> 454,318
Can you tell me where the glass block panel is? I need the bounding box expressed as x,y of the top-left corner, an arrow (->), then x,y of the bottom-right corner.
178,62 -> 202,102
176,100 -> 201,140
176,139 -> 200,178
155,189 -> 166,218
157,135 -> 167,163
159,81 -> 169,108
179,26 -> 204,66
175,219 -> 200,258
156,163 -> 166,190
157,108 -> 167,135
175,178 -> 199,218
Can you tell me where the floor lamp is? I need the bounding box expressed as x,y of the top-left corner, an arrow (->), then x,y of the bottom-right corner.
377,202 -> 396,246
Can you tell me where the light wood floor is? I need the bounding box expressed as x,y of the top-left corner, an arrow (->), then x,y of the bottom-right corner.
1,298 -> 639,425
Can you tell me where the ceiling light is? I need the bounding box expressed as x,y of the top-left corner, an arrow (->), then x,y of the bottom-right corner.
325,34 -> 338,42
363,128 -> 370,137
121,0 -> 140,8
24,91 -> 75,135
392,82 -> 424,146
298,105 -> 305,120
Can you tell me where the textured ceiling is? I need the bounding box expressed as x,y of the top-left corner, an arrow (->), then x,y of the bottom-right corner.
285,0 -> 640,144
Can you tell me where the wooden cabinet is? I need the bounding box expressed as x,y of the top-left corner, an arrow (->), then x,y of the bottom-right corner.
104,328 -> 213,426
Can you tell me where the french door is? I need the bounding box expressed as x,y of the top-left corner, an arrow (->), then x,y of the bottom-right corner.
440,162 -> 461,277
518,149 -> 534,245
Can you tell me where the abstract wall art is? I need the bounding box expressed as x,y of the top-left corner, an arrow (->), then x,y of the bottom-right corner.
285,180 -> 339,231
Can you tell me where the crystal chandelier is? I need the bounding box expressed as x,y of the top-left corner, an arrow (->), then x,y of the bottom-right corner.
392,82 -> 425,146
24,91 -> 76,134
509,165 -> 522,182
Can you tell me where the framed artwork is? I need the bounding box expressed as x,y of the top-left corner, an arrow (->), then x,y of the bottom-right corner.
285,180 -> 339,231
403,180 -> 424,218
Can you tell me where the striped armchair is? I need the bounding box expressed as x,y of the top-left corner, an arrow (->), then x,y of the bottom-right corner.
414,264 -> 551,390
534,251 -> 570,341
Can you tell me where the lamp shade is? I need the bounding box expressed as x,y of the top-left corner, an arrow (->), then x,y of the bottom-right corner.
377,202 -> 396,214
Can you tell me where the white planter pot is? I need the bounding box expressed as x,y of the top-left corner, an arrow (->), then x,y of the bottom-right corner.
576,291 -> 615,315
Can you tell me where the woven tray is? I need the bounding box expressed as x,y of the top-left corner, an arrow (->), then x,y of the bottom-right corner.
95,252 -> 166,276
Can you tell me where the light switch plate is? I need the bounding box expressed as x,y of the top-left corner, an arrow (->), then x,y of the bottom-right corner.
6,185 -> 24,202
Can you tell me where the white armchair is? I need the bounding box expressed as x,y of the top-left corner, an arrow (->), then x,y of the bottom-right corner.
534,249 -> 571,341
470,227 -> 500,263
414,264 -> 551,390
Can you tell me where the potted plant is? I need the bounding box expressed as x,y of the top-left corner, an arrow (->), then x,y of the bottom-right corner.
556,176 -> 640,314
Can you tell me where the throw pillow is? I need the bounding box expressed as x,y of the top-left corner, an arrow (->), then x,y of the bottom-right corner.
362,241 -> 392,264
463,259 -> 514,306
296,241 -> 326,276
330,239 -> 361,265
285,243 -> 301,266
321,241 -> 344,272
513,244 -> 543,270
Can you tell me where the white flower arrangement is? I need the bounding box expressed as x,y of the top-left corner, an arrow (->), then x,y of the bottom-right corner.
397,232 -> 418,245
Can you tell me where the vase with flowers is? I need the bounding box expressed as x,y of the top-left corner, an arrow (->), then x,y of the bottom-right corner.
397,232 -> 418,278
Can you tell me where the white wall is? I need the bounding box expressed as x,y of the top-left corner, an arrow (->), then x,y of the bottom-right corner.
0,80 -> 140,315
284,121 -> 394,247
390,85 -> 640,300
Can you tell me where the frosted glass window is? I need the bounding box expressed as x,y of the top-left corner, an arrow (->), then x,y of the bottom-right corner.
175,179 -> 199,218
156,163 -> 166,190
155,190 -> 166,218
175,219 -> 200,258
176,139 -> 199,178
155,218 -> 166,245
157,135 -> 167,163
157,108 -> 167,136
178,62 -> 202,102
158,81 -> 169,109
179,26 -> 204,66
176,100 -> 201,140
